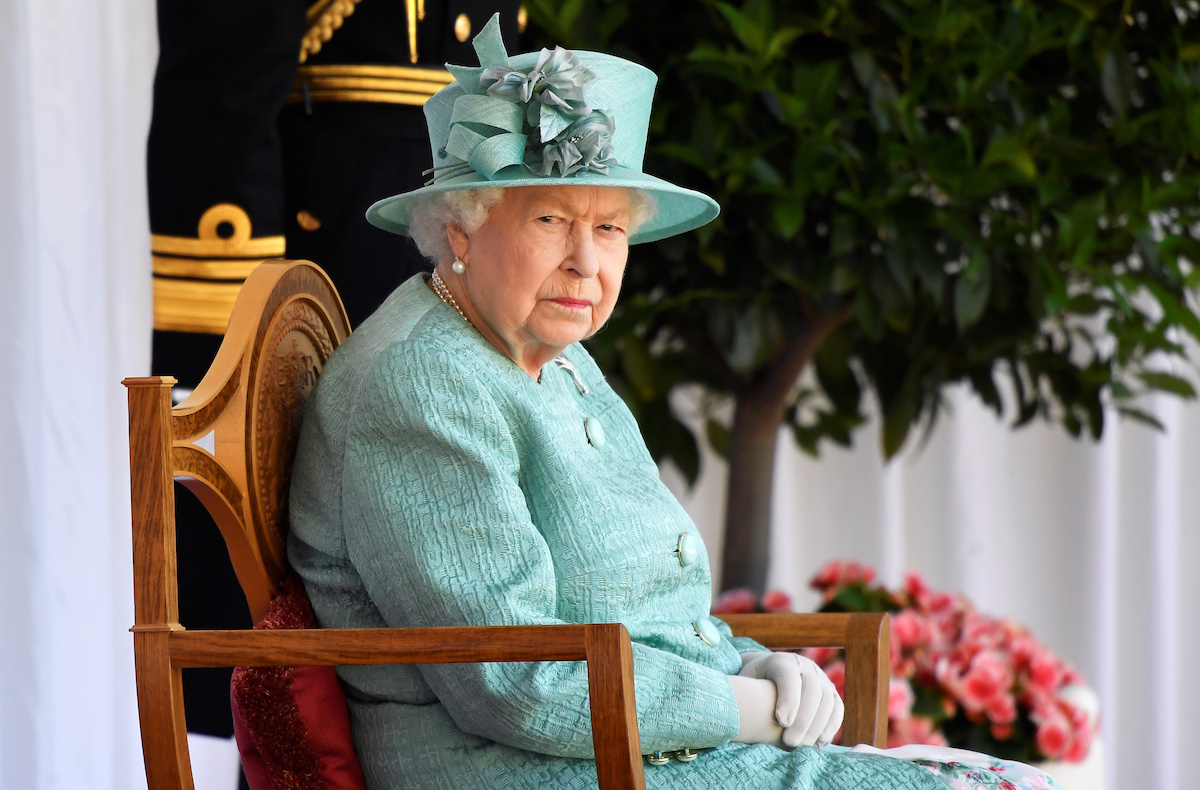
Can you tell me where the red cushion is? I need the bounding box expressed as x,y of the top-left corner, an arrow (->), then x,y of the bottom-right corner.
230,576 -> 368,790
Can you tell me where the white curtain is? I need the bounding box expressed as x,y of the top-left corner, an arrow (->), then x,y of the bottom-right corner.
0,0 -> 155,787
671,384 -> 1200,790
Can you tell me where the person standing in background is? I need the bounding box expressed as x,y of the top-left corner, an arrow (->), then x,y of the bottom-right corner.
146,0 -> 521,745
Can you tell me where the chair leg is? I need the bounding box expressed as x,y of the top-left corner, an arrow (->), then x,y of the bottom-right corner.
584,624 -> 647,790
841,613 -> 890,748
134,630 -> 195,790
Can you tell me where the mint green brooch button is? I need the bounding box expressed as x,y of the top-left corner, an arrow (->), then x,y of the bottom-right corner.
585,417 -> 607,448
694,617 -> 721,647
676,533 -> 699,567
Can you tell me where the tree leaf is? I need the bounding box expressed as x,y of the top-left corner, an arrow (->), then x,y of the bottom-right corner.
666,416 -> 701,486
1139,371 -> 1198,399
618,335 -> 657,401
981,135 -> 1038,180
954,252 -> 992,329
968,367 -> 1003,416
714,1 -> 763,54
705,418 -> 731,458
559,0 -> 585,37
1101,45 -> 1135,118
750,156 -> 784,187
772,198 -> 805,239
880,376 -> 921,459
765,27 -> 804,62
1117,406 -> 1165,431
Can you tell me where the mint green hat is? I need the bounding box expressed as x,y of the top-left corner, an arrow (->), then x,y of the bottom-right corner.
365,14 -> 719,245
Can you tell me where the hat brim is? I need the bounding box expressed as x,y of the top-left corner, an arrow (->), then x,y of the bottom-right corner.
365,164 -> 719,245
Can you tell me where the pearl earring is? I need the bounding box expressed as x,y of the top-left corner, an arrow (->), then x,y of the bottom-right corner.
451,256 -> 466,274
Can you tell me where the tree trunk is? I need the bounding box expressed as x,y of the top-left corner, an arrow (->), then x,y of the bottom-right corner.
718,308 -> 851,594
720,387 -> 787,593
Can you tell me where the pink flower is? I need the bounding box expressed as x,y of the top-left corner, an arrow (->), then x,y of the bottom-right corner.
986,693 -> 1017,725
1028,650 -> 1063,692
1064,724 -> 1094,763
823,660 -> 846,698
801,646 -> 840,667
892,656 -> 917,679
712,588 -> 756,614
960,651 -> 1013,711
1035,713 -> 1072,760
891,610 -> 932,651
990,722 -> 1014,741
904,569 -> 931,603
888,678 -> 915,720
762,589 -> 793,613
809,560 -> 876,594
888,715 -> 948,748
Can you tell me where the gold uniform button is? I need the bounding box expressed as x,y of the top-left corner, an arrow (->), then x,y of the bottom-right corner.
296,210 -> 321,232
454,13 -> 472,42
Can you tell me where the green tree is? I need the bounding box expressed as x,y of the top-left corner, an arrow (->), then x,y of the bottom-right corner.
524,0 -> 1200,592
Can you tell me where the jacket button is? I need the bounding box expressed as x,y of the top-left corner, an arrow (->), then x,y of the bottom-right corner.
584,417 -> 606,448
694,617 -> 721,647
676,533 -> 699,567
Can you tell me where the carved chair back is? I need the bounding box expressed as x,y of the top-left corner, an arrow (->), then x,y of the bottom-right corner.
129,260 -> 350,622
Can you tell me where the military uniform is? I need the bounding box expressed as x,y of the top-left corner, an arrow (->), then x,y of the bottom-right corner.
146,0 -> 521,738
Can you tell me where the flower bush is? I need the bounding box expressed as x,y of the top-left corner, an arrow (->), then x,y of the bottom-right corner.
715,561 -> 1099,763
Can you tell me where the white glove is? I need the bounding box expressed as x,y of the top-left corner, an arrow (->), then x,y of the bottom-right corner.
728,675 -> 784,746
735,651 -> 844,749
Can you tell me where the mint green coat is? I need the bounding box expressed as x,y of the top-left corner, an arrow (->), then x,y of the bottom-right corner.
288,275 -> 943,790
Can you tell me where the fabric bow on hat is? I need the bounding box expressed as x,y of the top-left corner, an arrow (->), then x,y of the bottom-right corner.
367,13 -> 721,246
427,14 -> 617,183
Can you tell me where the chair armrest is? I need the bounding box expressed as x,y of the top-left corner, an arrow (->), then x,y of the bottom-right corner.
169,624 -> 646,790
172,624 -> 608,666
719,612 -> 890,748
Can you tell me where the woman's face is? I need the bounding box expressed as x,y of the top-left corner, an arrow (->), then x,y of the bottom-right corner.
446,185 -> 632,377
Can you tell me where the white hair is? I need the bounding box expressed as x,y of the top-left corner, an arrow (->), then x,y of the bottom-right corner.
406,187 -> 659,264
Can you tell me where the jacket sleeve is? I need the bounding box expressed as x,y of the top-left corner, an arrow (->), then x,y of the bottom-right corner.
339,345 -> 740,757
720,624 -> 770,657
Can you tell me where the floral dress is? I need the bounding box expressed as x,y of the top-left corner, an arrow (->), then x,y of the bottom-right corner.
851,745 -> 1060,790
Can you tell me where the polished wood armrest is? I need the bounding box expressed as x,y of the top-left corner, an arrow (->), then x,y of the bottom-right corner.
162,623 -> 645,790
720,612 -> 891,748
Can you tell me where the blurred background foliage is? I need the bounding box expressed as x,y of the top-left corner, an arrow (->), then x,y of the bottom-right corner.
522,0 -> 1200,591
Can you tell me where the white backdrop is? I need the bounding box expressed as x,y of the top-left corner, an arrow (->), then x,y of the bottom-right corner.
0,0 -> 155,788
2,1 -> 1197,789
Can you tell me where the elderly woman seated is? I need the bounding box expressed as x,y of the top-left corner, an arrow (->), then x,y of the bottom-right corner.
287,16 -> 1061,790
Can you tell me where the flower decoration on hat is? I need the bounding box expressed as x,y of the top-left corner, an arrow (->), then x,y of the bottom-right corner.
533,111 -> 616,177
427,15 -> 618,183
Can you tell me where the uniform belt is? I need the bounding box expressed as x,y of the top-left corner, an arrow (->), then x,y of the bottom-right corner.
289,64 -> 454,107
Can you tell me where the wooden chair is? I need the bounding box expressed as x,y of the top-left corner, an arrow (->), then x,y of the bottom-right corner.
125,259 -> 890,790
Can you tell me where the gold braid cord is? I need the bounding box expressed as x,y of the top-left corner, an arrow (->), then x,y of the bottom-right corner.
300,0 -> 364,64
151,204 -> 286,334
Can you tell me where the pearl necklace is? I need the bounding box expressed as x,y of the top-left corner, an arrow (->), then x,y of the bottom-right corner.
429,269 -> 468,322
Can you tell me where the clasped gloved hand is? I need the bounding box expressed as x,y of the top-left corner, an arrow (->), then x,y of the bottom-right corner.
728,651 -> 844,749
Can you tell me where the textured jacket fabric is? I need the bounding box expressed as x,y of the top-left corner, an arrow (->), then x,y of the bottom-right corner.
287,274 -> 946,790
